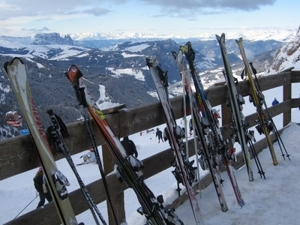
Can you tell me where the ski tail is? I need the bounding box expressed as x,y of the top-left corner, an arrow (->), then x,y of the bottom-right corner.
225,162 -> 245,207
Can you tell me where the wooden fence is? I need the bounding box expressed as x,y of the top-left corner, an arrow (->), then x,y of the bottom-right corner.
1,70 -> 300,225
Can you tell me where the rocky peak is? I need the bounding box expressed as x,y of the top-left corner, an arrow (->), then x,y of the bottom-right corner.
32,33 -> 74,45
271,26 -> 300,72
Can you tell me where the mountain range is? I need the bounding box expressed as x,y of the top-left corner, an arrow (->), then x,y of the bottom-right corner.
0,27 -> 299,140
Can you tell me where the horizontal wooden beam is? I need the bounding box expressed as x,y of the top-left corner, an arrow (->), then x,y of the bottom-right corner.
291,70 -> 300,83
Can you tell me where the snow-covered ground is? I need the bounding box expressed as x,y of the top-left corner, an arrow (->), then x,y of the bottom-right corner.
1,83 -> 300,225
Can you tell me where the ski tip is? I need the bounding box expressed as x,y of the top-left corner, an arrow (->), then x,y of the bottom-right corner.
11,57 -> 24,64
146,56 -> 159,68
9,57 -> 25,65
4,57 -> 25,73
236,37 -> 243,43
65,64 -> 83,84
216,33 -> 226,43
180,42 -> 195,61
215,33 -> 225,40
240,201 -> 245,208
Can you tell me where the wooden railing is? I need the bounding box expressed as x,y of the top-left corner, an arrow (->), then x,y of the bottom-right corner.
1,70 -> 300,225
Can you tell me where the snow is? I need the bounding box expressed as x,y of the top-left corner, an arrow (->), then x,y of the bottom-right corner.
70,28 -> 296,42
0,83 -> 10,93
1,83 -> 300,225
0,39 -> 89,62
123,44 -> 151,53
121,52 -> 143,58
25,58 -> 45,68
106,67 -> 145,81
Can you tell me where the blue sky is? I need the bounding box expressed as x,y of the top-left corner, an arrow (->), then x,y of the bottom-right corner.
0,0 -> 299,37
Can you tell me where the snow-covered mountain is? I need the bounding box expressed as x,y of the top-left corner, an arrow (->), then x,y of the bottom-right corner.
0,32 -> 286,77
70,28 -> 296,42
0,27 -> 299,140
270,27 -> 300,72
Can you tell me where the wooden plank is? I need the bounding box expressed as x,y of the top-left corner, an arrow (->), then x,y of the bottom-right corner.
258,72 -> 291,91
0,135 -> 38,180
283,83 -> 292,126
243,100 -> 291,129
292,98 -> 300,108
0,73 -> 294,180
102,142 -> 125,225
205,83 -> 228,106
291,70 -> 300,83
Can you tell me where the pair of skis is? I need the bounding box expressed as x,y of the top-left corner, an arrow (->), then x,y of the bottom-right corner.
236,38 -> 290,165
178,42 -> 245,208
216,33 -> 266,180
65,64 -> 184,225
147,57 -> 204,225
171,49 -> 229,212
4,58 -> 82,225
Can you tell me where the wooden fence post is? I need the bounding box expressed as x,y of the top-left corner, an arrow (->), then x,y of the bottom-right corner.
283,83 -> 291,126
221,102 -> 232,140
102,104 -> 126,225
102,144 -> 125,225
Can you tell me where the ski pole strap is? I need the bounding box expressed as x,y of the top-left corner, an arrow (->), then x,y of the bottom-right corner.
75,86 -> 88,108
46,109 -> 69,138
